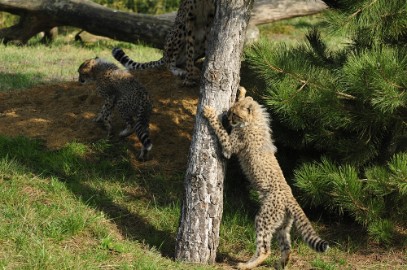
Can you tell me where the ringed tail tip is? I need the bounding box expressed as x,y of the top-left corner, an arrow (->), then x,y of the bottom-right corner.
316,240 -> 329,252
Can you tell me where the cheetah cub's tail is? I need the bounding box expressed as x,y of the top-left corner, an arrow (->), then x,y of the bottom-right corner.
112,47 -> 165,70
289,202 -> 329,253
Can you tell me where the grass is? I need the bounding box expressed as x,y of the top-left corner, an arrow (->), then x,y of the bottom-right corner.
0,136 -> 212,269
0,15 -> 406,270
258,11 -> 347,49
0,35 -> 162,91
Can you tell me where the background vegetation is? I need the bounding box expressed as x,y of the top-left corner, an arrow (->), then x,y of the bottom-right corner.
245,0 -> 407,244
0,0 -> 180,30
91,0 -> 180,14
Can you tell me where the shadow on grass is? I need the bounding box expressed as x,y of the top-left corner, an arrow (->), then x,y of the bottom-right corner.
0,135 -> 178,258
67,179 -> 177,257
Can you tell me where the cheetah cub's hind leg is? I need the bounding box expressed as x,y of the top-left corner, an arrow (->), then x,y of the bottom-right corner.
133,116 -> 153,161
95,98 -> 115,138
117,98 -> 136,138
116,98 -> 153,161
237,199 -> 286,270
275,213 -> 294,269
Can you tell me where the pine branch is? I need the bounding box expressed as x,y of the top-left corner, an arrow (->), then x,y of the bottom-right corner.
259,58 -> 356,100
348,0 -> 378,19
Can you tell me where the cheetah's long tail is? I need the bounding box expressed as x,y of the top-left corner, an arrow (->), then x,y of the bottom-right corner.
112,47 -> 165,70
289,202 -> 329,253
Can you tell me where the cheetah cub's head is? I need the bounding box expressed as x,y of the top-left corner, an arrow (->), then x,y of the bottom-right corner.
227,87 -> 258,128
78,57 -> 115,83
78,58 -> 101,84
227,97 -> 257,128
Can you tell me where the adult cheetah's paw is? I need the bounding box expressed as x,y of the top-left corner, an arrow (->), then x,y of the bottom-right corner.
203,106 -> 216,119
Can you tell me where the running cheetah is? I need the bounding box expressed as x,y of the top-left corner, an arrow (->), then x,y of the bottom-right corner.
78,57 -> 152,160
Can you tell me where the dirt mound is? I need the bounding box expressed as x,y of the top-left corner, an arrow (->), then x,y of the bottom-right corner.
0,69 -> 199,172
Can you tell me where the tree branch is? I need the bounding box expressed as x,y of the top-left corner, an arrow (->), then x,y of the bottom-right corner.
0,0 -> 327,46
0,0 -> 173,48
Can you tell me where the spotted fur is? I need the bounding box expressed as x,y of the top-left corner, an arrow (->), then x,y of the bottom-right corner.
203,87 -> 329,269
112,0 -> 215,85
78,57 -> 152,160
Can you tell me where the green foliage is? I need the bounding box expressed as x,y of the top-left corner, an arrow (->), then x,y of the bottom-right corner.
323,0 -> 407,47
91,0 -> 180,14
367,219 -> 395,245
246,37 -> 406,166
0,12 -> 18,28
246,0 -> 407,243
295,154 -> 407,243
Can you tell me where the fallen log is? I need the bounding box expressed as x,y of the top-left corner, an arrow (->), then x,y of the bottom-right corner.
0,0 -> 173,48
0,0 -> 327,47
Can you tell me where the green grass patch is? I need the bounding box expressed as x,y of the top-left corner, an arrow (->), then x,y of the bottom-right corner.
0,36 -> 162,91
258,11 -> 346,49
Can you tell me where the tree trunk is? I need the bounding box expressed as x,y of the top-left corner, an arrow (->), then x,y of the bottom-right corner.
0,0 -> 173,48
175,0 -> 253,264
0,0 -> 326,46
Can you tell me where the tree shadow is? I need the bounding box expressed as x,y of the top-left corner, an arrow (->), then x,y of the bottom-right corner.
66,178 -> 178,257
0,134 -> 180,257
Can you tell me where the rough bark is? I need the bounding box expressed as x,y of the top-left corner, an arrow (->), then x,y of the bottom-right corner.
0,0 -> 173,48
175,0 -> 253,264
0,0 -> 326,47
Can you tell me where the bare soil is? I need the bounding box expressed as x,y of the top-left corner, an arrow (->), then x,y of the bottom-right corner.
0,69 -> 199,172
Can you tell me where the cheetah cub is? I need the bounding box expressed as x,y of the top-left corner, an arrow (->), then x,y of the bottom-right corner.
203,87 -> 329,269
78,57 -> 152,160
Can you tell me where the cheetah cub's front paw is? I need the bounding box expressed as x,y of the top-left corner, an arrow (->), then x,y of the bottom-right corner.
203,106 -> 216,120
222,150 -> 232,159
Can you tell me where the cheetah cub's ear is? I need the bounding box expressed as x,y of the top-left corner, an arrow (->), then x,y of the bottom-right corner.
236,86 -> 247,102
245,98 -> 254,114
